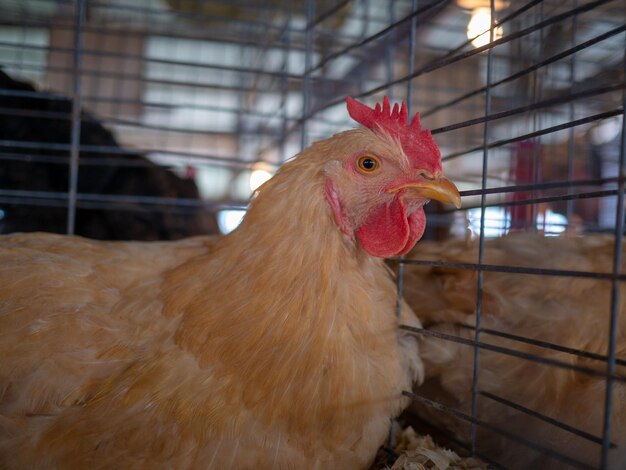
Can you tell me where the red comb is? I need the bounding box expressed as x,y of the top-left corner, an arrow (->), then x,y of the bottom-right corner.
346,96 -> 442,173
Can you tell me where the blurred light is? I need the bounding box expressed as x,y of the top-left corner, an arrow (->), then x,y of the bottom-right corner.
590,116 -> 622,145
467,7 -> 503,48
468,206 -> 510,238
468,207 -> 567,238
537,210 -> 567,236
457,0 -> 509,10
194,166 -> 233,200
217,210 -> 246,234
249,167 -> 273,192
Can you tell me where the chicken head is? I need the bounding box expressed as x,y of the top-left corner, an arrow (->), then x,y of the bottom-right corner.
323,96 -> 461,258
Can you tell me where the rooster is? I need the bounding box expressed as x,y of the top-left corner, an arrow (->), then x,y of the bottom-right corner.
0,97 -> 460,469
403,232 -> 626,469
0,69 -> 217,240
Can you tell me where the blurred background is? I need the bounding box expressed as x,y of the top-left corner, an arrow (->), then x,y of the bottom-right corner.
1,1 -> 625,468
0,0 -> 623,240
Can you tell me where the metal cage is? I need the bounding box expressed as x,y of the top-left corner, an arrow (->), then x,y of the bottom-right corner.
1,0 -> 625,469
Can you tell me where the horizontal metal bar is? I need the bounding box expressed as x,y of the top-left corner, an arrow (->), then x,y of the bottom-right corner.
430,0 -> 543,69
0,15 -> 308,52
478,188 -> 622,211
5,150 -> 613,197
0,151 -> 164,169
399,325 -> 626,381
392,0 -> 619,94
0,140 -> 264,169
402,391 -> 596,470
4,146 -> 615,195
0,106 -> 275,138
0,4 -> 396,52
85,0 -> 397,36
442,109 -> 624,161
0,85 -> 280,118
423,23 -> 626,118
305,0 -> 618,120
0,84 -> 294,126
0,88 -> 66,103
0,60 -> 297,97
0,63 -> 492,123
310,0 -> 447,74
460,324 -> 626,368
0,150 -> 269,171
86,0 -> 303,35
0,189 -> 247,212
431,82 -> 625,135
398,258 -> 626,281
0,39 -> 308,81
0,197 -> 244,214
440,188 -> 624,216
459,178 -> 619,198
479,390 -> 615,447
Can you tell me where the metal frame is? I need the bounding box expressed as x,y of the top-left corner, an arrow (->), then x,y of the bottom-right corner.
0,0 -> 625,467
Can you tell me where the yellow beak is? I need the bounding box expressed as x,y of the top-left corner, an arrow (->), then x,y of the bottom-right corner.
388,176 -> 462,209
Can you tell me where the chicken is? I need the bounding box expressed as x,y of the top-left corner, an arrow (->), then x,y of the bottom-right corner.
402,232 -> 626,469
0,69 -> 218,240
0,97 -> 460,469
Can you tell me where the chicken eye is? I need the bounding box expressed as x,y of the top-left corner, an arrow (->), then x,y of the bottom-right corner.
357,156 -> 380,173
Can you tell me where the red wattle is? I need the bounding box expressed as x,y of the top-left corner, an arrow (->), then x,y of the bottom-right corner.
355,197 -> 425,258
401,209 -> 426,255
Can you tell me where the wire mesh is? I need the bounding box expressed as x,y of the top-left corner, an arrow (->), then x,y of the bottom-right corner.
0,0 -> 625,468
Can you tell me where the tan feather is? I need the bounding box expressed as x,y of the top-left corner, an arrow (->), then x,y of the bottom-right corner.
0,129 -> 424,469
404,233 -> 626,469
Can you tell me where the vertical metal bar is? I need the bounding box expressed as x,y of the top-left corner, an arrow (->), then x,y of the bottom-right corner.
406,0 -> 417,115
235,1 -> 253,164
469,0 -> 496,455
565,0 -> 578,221
155,34 -> 178,191
66,0 -> 85,234
279,8 -> 292,163
245,1 -> 267,160
385,0 -> 397,102
235,42 -> 247,163
599,32 -> 626,470
396,0 -> 419,322
530,0 -> 544,232
16,19 -> 26,76
357,0 -> 370,96
109,3 -> 131,150
300,0 -> 315,151
389,0 -> 420,458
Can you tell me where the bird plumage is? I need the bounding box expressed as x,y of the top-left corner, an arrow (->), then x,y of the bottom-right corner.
0,70 -> 217,240
403,232 -> 626,469
0,98 -> 461,469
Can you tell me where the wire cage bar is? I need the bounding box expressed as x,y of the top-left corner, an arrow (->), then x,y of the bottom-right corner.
0,0 -> 625,468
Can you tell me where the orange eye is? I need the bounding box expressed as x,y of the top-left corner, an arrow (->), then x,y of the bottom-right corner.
357,156 -> 380,173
